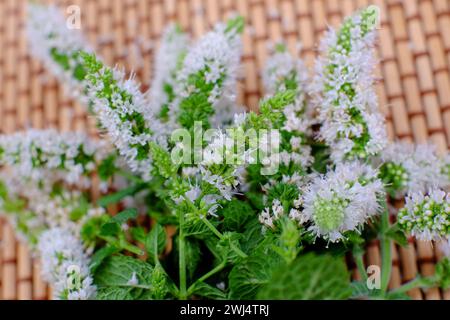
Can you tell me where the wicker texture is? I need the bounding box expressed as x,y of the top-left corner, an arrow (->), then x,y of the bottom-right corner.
1,0 -> 450,300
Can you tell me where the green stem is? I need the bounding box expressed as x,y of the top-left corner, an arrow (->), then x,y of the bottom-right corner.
380,203 -> 392,293
121,242 -> 144,256
179,212 -> 187,300
390,276 -> 435,295
200,217 -> 248,259
99,235 -> 144,256
116,169 -> 145,184
353,249 -> 368,283
187,260 -> 227,296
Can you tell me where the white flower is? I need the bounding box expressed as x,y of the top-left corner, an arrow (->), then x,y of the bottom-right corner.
171,20 -> 242,128
27,4 -> 92,104
263,44 -> 313,136
185,184 -> 202,202
398,189 -> 449,241
258,198 -> 288,229
259,207 -> 274,229
0,129 -> 111,188
311,8 -> 387,162
271,199 -> 284,219
263,43 -> 308,97
84,62 -> 166,181
38,227 -> 96,300
302,161 -> 384,242
127,272 -> 139,286
289,208 -> 307,225
148,25 -> 189,123
380,142 -> 449,198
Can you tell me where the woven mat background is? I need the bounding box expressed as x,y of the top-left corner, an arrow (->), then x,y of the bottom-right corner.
1,0 -> 450,300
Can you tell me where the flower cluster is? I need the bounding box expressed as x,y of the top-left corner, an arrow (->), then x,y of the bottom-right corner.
38,227 -> 96,300
81,53 -> 166,181
173,16 -> 244,131
0,175 -> 104,247
27,3 -> 92,104
312,7 -> 387,161
302,162 -> 384,242
0,129 -> 111,188
259,45 -> 314,188
379,142 -> 449,198
0,129 -> 111,300
149,25 -> 189,123
398,189 -> 449,241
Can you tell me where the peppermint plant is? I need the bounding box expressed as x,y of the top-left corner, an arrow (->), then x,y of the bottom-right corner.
7,3 -> 450,300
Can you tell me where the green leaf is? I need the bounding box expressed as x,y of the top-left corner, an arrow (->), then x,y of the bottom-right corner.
225,16 -> 245,34
149,142 -> 178,178
130,226 -> 147,244
100,221 -> 121,237
185,238 -> 202,280
385,291 -> 412,300
228,247 -> 282,299
89,246 -> 120,273
216,232 -> 244,263
240,217 -> 265,253
96,287 -> 134,300
184,218 -> 215,239
98,154 -> 117,181
99,208 -> 138,237
97,184 -> 143,207
385,223 -> 408,247
80,215 -> 110,246
111,208 -> 138,224
350,281 -> 370,299
435,257 -> 450,289
145,223 -> 167,263
69,196 -> 89,221
0,180 -> 8,199
246,191 -> 265,211
221,200 -> 254,231
257,253 -> 352,299
190,282 -> 226,300
94,255 -> 153,290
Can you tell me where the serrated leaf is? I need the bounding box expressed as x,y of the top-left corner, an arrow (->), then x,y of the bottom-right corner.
96,287 -> 134,300
190,282 -> 226,300
185,238 -> 202,280
99,209 -> 138,237
216,232 -> 244,263
89,246 -> 120,273
111,208 -> 138,224
94,255 -> 154,288
100,221 -> 121,237
385,223 -> 408,247
350,281 -> 370,299
256,253 -> 352,300
228,247 -> 282,299
241,218 -> 265,253
184,218 -> 214,239
130,226 -> 146,244
221,200 -> 254,231
145,223 -> 167,263
246,191 -> 265,211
